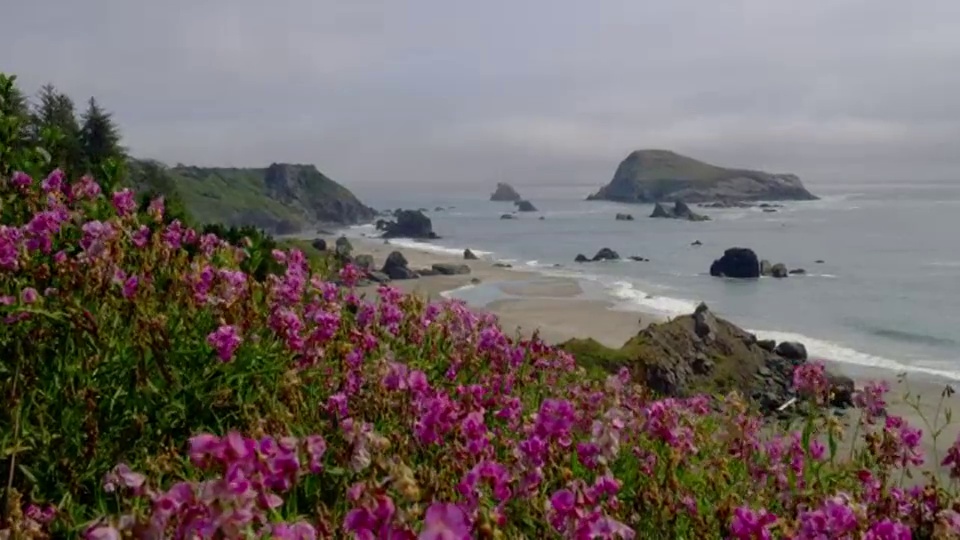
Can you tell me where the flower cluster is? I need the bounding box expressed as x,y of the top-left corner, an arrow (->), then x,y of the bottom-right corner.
4,169 -> 960,539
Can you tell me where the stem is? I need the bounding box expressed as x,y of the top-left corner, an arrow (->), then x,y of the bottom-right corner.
1,354 -> 22,524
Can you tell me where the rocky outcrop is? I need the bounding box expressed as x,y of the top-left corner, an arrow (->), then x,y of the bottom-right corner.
560,303 -> 853,415
587,149 -> 818,204
335,236 -> 353,259
592,248 -> 620,261
464,249 -> 478,260
770,263 -> 789,278
491,182 -> 522,202
353,254 -> 374,271
616,213 -> 634,221
649,201 -> 709,221
311,238 -> 327,251
710,248 -> 761,278
262,163 -> 377,226
515,200 -> 537,212
381,251 -> 418,280
574,254 -> 589,263
380,210 -> 438,239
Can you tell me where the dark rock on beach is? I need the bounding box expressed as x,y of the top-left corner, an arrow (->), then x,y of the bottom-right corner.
616,213 -> 634,221
770,263 -> 789,278
380,210 -> 438,240
464,249 -> 478,260
353,254 -> 374,271
311,238 -> 327,251
710,248 -> 761,278
432,263 -> 471,276
775,341 -> 808,362
501,214 -> 516,220
381,251 -> 418,280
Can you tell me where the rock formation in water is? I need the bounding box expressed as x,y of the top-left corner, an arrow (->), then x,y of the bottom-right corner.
490,182 -> 522,202
587,149 -> 818,204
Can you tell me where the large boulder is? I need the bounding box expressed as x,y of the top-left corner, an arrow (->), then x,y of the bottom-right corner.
490,182 -> 522,202
592,248 -> 620,261
574,254 -> 589,263
587,149 -> 819,203
770,263 -> 789,278
380,210 -> 438,239
515,200 -> 537,212
311,238 -> 327,251
464,249 -> 478,260
335,236 -> 353,258
353,254 -> 374,270
382,251 -> 418,280
775,341 -> 808,362
710,248 -> 761,278
760,260 -> 772,276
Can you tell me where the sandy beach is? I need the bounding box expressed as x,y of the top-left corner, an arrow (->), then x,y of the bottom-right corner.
333,234 -> 960,478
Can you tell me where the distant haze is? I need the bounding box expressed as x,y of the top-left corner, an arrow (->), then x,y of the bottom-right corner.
4,1 -> 960,187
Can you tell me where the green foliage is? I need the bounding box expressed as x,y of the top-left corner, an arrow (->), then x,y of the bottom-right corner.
29,84 -> 85,176
0,74 -> 52,178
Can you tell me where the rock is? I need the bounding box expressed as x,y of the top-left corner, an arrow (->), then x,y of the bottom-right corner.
699,200 -> 754,209
775,341 -> 807,361
709,248 -> 761,278
587,149 -> 819,203
615,213 -> 634,221
815,260 -> 825,264
693,302 -> 718,342
650,203 -> 671,218
432,263 -> 471,275
757,339 -> 777,352
574,254 -> 589,263
470,277 -> 481,284
500,214 -> 516,220
490,182 -> 522,202
691,240 -> 702,246
434,206 -> 445,211
789,268 -> 806,275
591,248 -> 620,262
628,256 -> 648,262
770,263 -> 789,278
828,374 -> 856,408
380,210 -> 439,239
649,201 -> 709,221
353,254 -> 374,270
367,271 -> 391,284
538,216 -> 546,220
335,236 -> 353,258
311,238 -> 327,251
762,208 -> 777,213
464,249 -> 478,260
760,260 -> 773,276
382,251 -> 418,280
417,267 -> 439,276
515,200 -> 537,212
493,262 -> 513,268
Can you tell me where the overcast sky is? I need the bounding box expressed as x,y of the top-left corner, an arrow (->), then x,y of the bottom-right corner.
4,0 -> 960,187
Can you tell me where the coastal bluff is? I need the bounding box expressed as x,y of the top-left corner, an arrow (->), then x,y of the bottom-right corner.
587,149 -> 818,203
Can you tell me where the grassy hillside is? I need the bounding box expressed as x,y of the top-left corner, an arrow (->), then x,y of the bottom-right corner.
125,160 -> 374,233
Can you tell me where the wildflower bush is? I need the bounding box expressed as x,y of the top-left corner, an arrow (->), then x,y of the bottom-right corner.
3,87 -> 960,540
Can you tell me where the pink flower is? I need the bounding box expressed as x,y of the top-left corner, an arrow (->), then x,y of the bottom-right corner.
20,287 -> 39,304
102,463 -> 146,494
147,196 -> 165,221
792,362 -> 830,403
419,502 -> 469,540
41,169 -> 65,192
10,171 -> 32,188
111,188 -> 137,217
122,275 -> 139,299
729,506 -> 777,539
206,325 -> 242,362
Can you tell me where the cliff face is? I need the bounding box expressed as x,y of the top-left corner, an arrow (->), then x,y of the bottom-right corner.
588,150 -> 818,203
127,160 -> 375,234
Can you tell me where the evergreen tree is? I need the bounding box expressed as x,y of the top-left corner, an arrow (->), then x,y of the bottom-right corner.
0,73 -> 47,176
29,83 -> 83,175
80,96 -> 124,185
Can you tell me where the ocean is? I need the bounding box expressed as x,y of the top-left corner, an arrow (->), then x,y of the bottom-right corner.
344,180 -> 960,381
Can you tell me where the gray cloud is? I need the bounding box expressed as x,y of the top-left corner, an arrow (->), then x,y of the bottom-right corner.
4,0 -> 960,188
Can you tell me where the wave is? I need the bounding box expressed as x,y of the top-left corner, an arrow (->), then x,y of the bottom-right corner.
383,238 -> 494,258
866,327 -> 958,348
747,329 -> 960,382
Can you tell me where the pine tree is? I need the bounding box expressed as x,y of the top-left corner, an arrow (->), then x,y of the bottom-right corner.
29,84 -> 83,175
0,73 -> 42,176
79,96 -> 124,181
